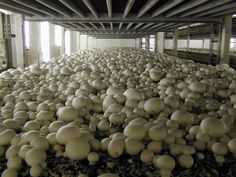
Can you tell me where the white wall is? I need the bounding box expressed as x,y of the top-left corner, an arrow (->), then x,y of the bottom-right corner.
165,39 -> 209,49
80,35 -> 88,50
178,40 -> 187,48
88,36 -> 93,49
96,39 -> 136,48
10,14 -> 24,67
92,38 -> 97,48
27,22 -> 41,64
203,39 -> 210,49
157,32 -> 165,53
165,39 -> 173,49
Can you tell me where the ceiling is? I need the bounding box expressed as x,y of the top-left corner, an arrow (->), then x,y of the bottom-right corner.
0,0 -> 236,38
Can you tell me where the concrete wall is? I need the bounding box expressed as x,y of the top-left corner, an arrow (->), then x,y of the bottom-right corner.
10,14 -> 25,67
27,22 -> 41,64
165,39 -> 210,49
88,36 -> 93,49
80,35 -> 88,50
157,32 -> 165,53
96,39 -> 136,48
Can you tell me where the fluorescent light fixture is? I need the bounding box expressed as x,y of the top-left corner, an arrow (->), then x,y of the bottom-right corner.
24,21 -> 29,49
0,8 -> 11,15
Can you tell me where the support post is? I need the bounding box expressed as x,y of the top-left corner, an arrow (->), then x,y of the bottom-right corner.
173,28 -> 178,56
28,21 -> 41,64
217,24 -> 222,64
209,23 -> 214,64
220,15 -> 232,64
155,32 -> 158,53
10,14 -> 25,67
49,23 -> 58,58
60,27 -> 65,55
146,35 -> 149,51
70,31 -> 77,53
186,25 -> 190,53
76,31 -> 80,50
139,37 -> 142,48
86,35 -> 88,49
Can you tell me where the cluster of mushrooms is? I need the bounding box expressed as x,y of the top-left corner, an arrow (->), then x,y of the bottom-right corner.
0,48 -> 236,177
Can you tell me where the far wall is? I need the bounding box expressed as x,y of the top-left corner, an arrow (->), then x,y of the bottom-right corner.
165,39 -> 212,49
96,39 -> 136,48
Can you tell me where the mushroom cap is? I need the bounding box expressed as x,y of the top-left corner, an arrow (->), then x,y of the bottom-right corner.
228,138 -> 236,154
182,146 -> 196,155
188,81 -> 206,93
124,124 -> 147,140
123,88 -> 144,101
107,86 -> 123,95
155,155 -> 176,170
30,165 -> 42,177
200,118 -> 227,137
0,145 -> 4,157
48,120 -> 65,133
178,154 -> 194,168
30,136 -> 49,150
125,138 -> 144,155
7,156 -> 22,170
0,129 -> 16,145
148,126 -> 167,141
212,142 -> 228,155
1,169 -> 18,177
72,96 -> 88,109
140,149 -> 154,163
97,173 -> 119,177
65,138 -> 90,160
57,106 -> 78,122
87,152 -> 99,164
25,148 -> 47,166
147,141 -> 162,153
56,125 -> 80,145
108,138 -> 124,158
171,110 -> 194,125
144,98 -> 164,114
36,111 -> 53,121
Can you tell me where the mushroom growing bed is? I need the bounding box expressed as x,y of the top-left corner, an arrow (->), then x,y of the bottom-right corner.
0,48 -> 236,177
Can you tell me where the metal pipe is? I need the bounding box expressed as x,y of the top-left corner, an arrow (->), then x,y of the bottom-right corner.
100,23 -> 105,29
180,0 -> 233,17
36,0 -> 73,17
194,1 -> 236,17
119,23 -> 123,29
123,0 -> 135,18
13,0 -> 59,17
82,0 -> 98,18
126,23 -> 133,30
146,23 -> 164,30
79,23 -> 91,29
90,23 -> 98,29
0,0 -> 46,16
209,7 -> 236,17
59,0 -> 85,17
141,23 -> 154,30
137,0 -> 160,18
106,0 -> 112,18
133,23 -> 144,29
0,4 -> 33,16
152,0 -> 184,17
165,0 -> 209,17
26,16 -> 222,23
